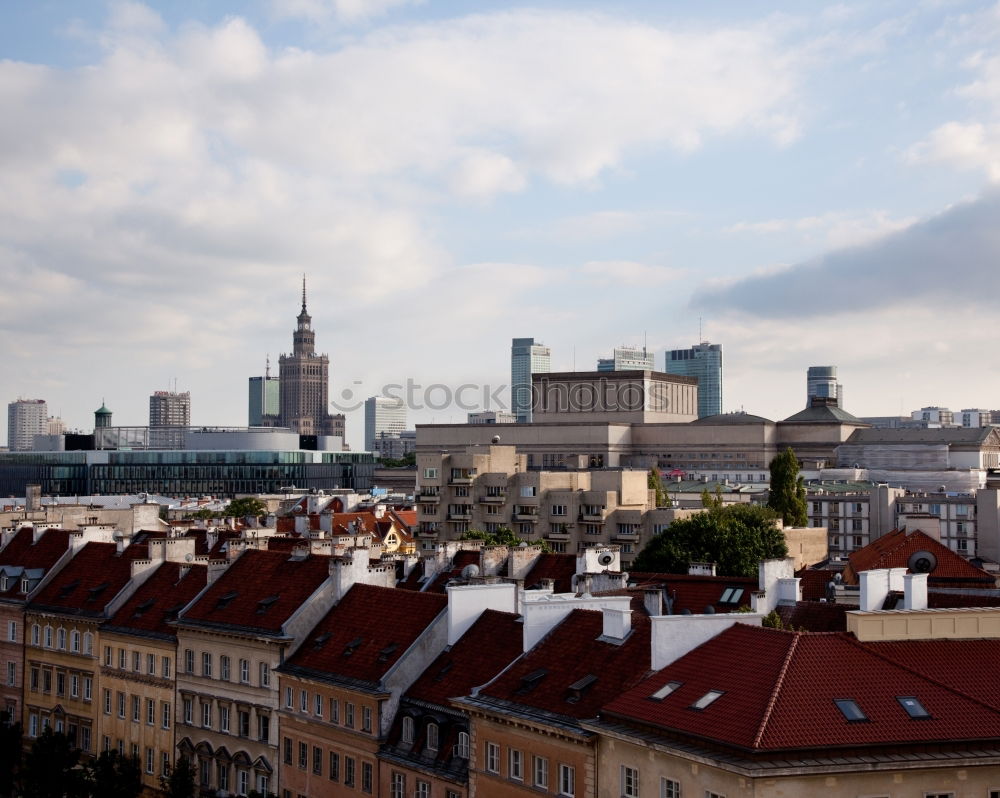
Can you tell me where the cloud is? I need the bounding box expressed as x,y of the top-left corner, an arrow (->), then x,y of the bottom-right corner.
693,191 -> 1000,317
725,210 -> 917,249
907,121 -> 1000,180
270,0 -> 421,24
580,260 -> 684,285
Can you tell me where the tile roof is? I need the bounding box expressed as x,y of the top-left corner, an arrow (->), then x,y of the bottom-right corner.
521,553 -> 576,593
406,609 -> 522,706
0,528 -> 71,599
796,568 -> 839,601
477,608 -> 650,721
844,529 -> 993,586
29,541 -> 149,617
106,562 -> 207,638
423,551 -> 480,594
179,549 -> 330,635
628,572 -> 757,614
775,601 -> 850,632
281,584 -> 446,684
396,560 -> 425,592
602,624 -> 1000,752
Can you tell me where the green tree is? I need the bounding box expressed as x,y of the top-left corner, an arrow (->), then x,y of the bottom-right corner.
460,527 -> 552,553
188,507 -> 217,521
84,750 -> 141,798
164,757 -> 196,798
21,728 -> 86,798
632,503 -> 787,577
223,497 -> 267,519
0,721 -> 21,798
767,447 -> 808,527
648,468 -> 670,508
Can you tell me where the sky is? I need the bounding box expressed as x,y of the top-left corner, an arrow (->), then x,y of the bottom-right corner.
3,0 -> 1000,450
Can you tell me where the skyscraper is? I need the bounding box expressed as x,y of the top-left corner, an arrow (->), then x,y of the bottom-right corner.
806,366 -> 843,407
7,399 -> 48,451
149,390 -> 191,448
511,337 -> 551,423
364,396 -> 407,451
248,358 -> 280,426
596,345 -> 655,372
664,342 -> 723,419
278,279 -> 346,439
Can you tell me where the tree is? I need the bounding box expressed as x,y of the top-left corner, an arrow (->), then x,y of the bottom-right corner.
84,750 -> 141,798
223,497 -> 267,519
767,447 -> 808,527
460,527 -> 552,553
21,728 -> 86,798
0,722 -> 21,798
188,507 -> 217,521
632,502 -> 787,577
648,468 -> 670,508
164,757 -> 196,798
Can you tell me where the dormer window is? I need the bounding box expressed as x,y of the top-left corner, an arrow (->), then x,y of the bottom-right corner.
0,577 -> 8,592
401,716 -> 414,745
20,579 -> 28,594
426,722 -> 439,753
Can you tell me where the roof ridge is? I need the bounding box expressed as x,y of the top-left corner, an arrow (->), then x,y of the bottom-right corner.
751,629 -> 799,748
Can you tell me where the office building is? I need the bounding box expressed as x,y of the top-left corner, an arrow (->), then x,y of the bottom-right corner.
277,279 -> 346,439
596,345 -> 655,372
664,342 -> 723,418
248,360 -> 280,426
511,338 -> 550,423
364,396 -> 407,451
148,390 -> 191,449
467,410 -> 516,424
807,365 -> 843,407
7,399 -> 48,452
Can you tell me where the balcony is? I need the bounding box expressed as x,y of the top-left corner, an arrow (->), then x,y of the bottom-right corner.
479,493 -> 507,504
546,528 -> 571,541
448,510 -> 473,521
448,473 -> 473,486
417,492 -> 441,504
614,529 -> 640,541
514,512 -> 539,523
579,512 -> 605,523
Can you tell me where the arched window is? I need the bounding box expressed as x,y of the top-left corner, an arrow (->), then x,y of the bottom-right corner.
83,632 -> 94,656
31,624 -> 40,646
456,731 -> 470,759
426,722 -> 439,753
401,716 -> 414,744
43,626 -> 53,648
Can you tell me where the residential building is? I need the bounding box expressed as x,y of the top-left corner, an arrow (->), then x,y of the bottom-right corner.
596,345 -> 655,372
173,547 -> 340,797
149,390 -> 191,449
7,399 -> 48,452
467,411 -> 516,425
249,361 -> 280,426
276,279 -> 346,439
365,396 -> 407,452
911,406 -> 954,426
532,371 -> 698,424
99,538 -> 208,792
371,430 -> 416,461
276,584 -> 448,798
806,365 -> 842,407
958,408 -> 996,428
511,338 -> 550,423
663,342 -> 723,418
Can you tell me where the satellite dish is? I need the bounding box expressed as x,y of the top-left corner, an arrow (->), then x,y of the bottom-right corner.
703,605 -> 716,614
908,550 -> 937,574
597,552 -> 615,566
461,563 -> 480,579
184,553 -> 194,562
491,435 -> 501,444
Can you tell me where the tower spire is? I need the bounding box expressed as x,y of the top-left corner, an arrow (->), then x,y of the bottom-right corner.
302,273 -> 307,313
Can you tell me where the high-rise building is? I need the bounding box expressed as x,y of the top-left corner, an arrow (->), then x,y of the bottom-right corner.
278,279 -> 346,440
364,396 -> 407,451
664,342 -> 723,418
149,390 -> 191,449
511,338 -> 550,423
806,366 -> 843,407
248,358 -> 280,426
596,345 -> 655,372
7,399 -> 48,451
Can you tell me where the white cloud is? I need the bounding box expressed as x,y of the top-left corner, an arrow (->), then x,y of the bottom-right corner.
270,0 -> 421,24
725,210 -> 917,248
580,260 -> 684,285
906,121 -> 1000,180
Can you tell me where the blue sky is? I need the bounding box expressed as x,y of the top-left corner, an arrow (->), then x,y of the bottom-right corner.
3,0 -> 1000,449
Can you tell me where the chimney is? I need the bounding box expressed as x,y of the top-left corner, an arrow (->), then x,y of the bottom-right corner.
575,574 -> 593,597
859,568 -> 907,612
903,572 -> 928,611
602,607 -> 632,642
644,588 -> 664,617
688,562 -> 716,577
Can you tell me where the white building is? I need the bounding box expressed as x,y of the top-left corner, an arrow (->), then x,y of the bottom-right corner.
467,411 -> 516,425
597,345 -> 655,372
364,395 -> 407,452
7,399 -> 48,452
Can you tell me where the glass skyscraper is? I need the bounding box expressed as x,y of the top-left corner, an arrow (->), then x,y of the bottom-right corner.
510,338 -> 551,423
664,342 -> 723,419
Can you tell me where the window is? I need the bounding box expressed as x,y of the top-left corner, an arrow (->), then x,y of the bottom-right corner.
44,626 -> 52,648
344,756 -> 355,788
258,713 -> 269,742
103,645 -> 112,665
621,765 -> 639,798
312,745 -> 322,775
706,793 -> 726,798
898,696 -> 932,719
345,702 -> 355,728
28,713 -> 37,738
29,667 -> 38,692
184,649 -> 194,673
238,710 -> 250,737
83,676 -> 92,701
69,673 -> 78,698
183,697 -> 193,724
237,769 -> 248,797
57,627 -> 66,650
423,467 -> 438,479
202,652 -> 212,678
70,630 -> 80,653
283,737 -> 292,765
690,690 -> 724,710
329,752 -> 340,782
117,692 -> 125,718
146,653 -> 155,674
6,663 -> 14,688
240,658 -> 249,683
162,701 -> 171,729
486,742 -> 500,773
559,764 -> 575,797
6,621 -> 14,642
298,742 -> 308,769
220,704 -> 230,733
131,650 -> 140,671
145,747 -> 154,774
415,780 -> 429,798
402,716 -> 414,744
534,756 -> 549,789
426,721 -> 438,752
362,706 -> 372,732
300,689 -> 308,712
80,726 -> 90,751
162,656 -> 171,678
834,698 -> 868,722
651,681 -> 682,700
661,778 -> 680,798
551,504 -> 567,516
31,625 -> 39,646
220,655 -> 231,681
456,731 -> 469,758
218,764 -> 229,792
259,661 -> 270,687
146,698 -> 155,725
202,701 -> 212,728
390,772 -> 404,798
162,753 -> 170,777
509,748 -> 523,781
330,698 -> 339,724
314,694 -> 323,717
103,689 -> 112,714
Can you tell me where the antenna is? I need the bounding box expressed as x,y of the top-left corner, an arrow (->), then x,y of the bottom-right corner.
573,346 -> 576,370
699,317 -> 703,342
266,355 -> 271,379
302,273 -> 307,311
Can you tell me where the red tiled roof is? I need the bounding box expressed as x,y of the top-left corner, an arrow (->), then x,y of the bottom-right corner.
266,537 -> 306,552
844,529 -> 993,586
283,584 -> 446,683
522,553 -> 576,593
603,624 -> 1000,751
0,528 -> 71,600
29,541 -> 149,616
106,562 -> 208,638
796,568 -> 839,601
478,609 -> 650,720
180,549 -> 330,635
424,551 -> 480,594
629,572 -> 757,614
406,610 -> 522,706
927,591 -> 1000,609
776,601 -> 850,632
396,560 -> 425,592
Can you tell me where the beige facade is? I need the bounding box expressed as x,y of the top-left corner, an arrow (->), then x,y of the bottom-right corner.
532,371 -> 698,424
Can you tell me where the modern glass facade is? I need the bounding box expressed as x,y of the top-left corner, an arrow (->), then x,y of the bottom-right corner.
511,337 -> 551,423
664,342 -> 723,419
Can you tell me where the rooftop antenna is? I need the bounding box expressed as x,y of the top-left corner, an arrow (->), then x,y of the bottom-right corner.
573,346 -> 576,370
699,317 -> 703,343
302,273 -> 307,312
265,355 -> 271,379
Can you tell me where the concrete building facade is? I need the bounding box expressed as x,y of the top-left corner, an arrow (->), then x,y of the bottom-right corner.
7,399 -> 48,452
149,391 -> 191,449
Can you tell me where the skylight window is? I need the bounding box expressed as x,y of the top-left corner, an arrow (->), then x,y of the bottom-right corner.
690,690 -> 724,710
719,588 -> 744,604
897,696 -> 931,719
834,698 -> 868,722
650,681 -> 683,701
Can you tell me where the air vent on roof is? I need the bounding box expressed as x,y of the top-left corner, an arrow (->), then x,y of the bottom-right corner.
517,668 -> 548,694
164,602 -> 184,619
343,637 -> 363,657
133,598 -> 155,617
87,583 -> 109,601
313,633 -> 331,650
433,661 -> 453,682
256,595 -> 280,614
566,674 -> 598,703
58,579 -> 80,598
215,591 -> 239,610
377,643 -> 399,663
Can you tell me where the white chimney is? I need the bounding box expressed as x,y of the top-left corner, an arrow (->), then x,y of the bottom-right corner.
903,572 -> 928,611
602,607 -> 632,641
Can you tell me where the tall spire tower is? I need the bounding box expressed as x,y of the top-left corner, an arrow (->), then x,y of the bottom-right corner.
293,274 -> 316,356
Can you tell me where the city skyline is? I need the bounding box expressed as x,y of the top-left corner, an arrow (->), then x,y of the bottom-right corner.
3,2 -> 1000,449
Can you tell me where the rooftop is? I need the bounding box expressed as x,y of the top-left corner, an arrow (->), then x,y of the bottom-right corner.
29,541 -> 149,617
105,561 -> 207,639
844,529 -> 994,586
